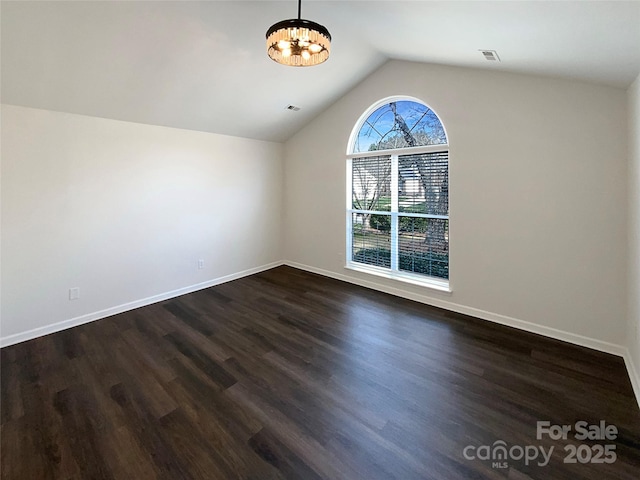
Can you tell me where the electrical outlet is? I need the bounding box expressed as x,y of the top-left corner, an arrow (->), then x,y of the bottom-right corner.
198,259 -> 205,269
69,287 -> 80,300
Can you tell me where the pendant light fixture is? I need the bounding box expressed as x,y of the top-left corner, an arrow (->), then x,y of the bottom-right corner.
266,0 -> 331,67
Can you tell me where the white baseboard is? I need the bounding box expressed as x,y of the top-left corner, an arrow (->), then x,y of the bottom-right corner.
285,260 -> 640,408
622,350 -> 640,410
0,261 -> 284,348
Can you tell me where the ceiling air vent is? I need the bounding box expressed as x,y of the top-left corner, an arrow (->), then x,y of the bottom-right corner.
286,105 -> 301,111
480,50 -> 500,62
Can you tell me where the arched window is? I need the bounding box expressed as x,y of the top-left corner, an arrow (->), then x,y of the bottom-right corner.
346,97 -> 450,290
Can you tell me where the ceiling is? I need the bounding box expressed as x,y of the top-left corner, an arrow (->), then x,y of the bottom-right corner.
2,1 -> 640,142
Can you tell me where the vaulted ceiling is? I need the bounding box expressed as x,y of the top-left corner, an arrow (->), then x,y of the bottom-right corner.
2,1 -> 640,142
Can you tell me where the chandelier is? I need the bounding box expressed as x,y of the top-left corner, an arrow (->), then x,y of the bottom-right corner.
266,0 -> 331,67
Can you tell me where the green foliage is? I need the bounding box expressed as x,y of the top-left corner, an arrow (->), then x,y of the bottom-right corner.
370,214 -> 391,232
368,214 -> 428,233
352,247 -> 391,268
352,248 -> 449,279
399,217 -> 427,233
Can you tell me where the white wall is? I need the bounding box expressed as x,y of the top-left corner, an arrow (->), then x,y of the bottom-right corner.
284,60 -> 629,351
1,104 -> 283,344
628,74 -> 640,393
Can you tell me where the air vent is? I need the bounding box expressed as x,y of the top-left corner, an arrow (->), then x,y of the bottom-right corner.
286,105 -> 301,111
479,50 -> 500,62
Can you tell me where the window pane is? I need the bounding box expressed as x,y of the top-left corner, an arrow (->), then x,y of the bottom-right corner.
398,152 -> 448,215
351,212 -> 391,268
353,101 -> 447,153
398,217 -> 449,279
352,156 -> 391,211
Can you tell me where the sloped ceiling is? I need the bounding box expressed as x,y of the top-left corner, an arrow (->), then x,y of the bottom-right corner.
2,1 -> 640,142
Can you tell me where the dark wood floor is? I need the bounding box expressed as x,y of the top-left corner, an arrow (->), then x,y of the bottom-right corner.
1,266 -> 639,479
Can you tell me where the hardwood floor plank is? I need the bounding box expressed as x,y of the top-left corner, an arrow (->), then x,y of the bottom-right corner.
167,356 -> 263,441
163,332 -> 237,390
164,301 -> 216,337
248,426 -> 323,480
110,340 -> 179,419
225,381 -> 364,480
52,386 -> 115,479
108,382 -> 195,479
0,350 -> 25,424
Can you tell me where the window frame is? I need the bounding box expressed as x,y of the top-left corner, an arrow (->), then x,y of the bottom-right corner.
345,98 -> 451,293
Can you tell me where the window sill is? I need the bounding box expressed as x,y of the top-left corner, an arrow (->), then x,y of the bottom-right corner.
344,263 -> 452,294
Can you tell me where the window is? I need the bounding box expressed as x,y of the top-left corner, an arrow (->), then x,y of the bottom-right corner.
346,98 -> 450,291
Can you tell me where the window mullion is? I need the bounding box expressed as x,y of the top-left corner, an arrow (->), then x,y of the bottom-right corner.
346,158 -> 353,265
390,155 -> 399,272
346,211 -> 352,265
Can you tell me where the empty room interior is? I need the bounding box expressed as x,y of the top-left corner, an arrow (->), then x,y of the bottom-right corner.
2,1 -> 640,479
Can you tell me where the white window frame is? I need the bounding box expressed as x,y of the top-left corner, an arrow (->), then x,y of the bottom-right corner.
346,98 -> 451,293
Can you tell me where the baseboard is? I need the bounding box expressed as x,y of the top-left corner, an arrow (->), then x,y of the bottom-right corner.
0,261 -> 284,348
622,350 -> 640,410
